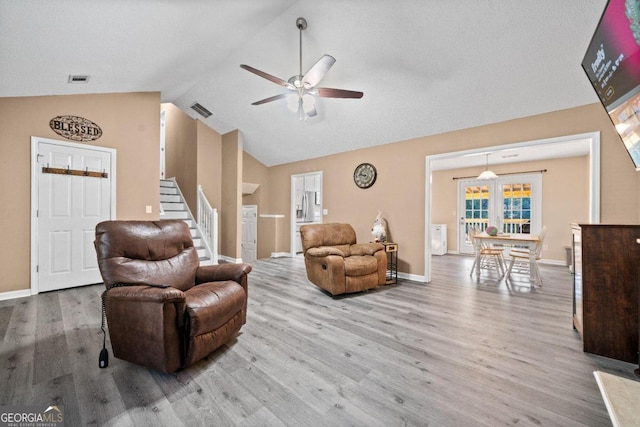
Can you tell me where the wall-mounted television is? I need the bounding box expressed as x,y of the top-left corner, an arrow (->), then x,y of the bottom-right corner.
581,0 -> 640,170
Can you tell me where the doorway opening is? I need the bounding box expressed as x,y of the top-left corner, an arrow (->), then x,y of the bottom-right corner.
424,132 -> 600,283
290,171 -> 323,256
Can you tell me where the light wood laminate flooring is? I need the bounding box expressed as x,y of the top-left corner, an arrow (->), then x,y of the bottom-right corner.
0,255 -> 635,426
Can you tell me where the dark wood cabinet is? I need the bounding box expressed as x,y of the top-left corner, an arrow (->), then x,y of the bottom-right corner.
572,224 -> 640,364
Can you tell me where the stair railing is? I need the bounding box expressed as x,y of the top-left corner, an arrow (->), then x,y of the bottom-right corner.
197,185 -> 219,264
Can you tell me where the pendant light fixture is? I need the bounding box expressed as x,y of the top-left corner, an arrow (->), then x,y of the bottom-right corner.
477,153 -> 498,180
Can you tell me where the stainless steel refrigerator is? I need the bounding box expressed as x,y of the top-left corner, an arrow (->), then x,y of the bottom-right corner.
297,191 -> 321,223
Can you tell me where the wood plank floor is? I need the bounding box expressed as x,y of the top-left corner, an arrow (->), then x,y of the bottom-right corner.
0,254 -> 636,426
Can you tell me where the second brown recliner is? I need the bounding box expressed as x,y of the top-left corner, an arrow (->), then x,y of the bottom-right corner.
300,223 -> 387,296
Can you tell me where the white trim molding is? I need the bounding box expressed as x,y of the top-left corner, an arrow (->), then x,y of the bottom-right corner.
398,272 -> 426,283
271,252 -> 291,258
219,255 -> 244,264
0,289 -> 32,302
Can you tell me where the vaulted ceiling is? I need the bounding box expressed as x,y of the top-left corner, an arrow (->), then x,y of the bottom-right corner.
0,0 -> 607,166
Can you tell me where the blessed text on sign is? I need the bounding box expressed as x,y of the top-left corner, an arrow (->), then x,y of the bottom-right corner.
49,115 -> 103,141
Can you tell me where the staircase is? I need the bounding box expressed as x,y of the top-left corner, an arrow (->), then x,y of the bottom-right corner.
160,179 -> 213,265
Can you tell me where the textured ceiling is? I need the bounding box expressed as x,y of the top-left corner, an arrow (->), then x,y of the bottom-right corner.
0,0 -> 607,166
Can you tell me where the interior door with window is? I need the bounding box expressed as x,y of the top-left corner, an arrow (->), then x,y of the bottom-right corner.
457,173 -> 542,255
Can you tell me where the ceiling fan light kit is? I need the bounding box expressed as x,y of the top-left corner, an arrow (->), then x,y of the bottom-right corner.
240,17 -> 363,120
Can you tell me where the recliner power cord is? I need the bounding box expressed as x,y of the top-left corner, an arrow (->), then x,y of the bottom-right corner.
99,283 -> 170,369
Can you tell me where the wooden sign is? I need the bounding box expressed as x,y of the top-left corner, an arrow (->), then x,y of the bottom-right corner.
49,115 -> 102,141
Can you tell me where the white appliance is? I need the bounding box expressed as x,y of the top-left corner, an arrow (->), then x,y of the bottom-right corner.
431,224 -> 447,256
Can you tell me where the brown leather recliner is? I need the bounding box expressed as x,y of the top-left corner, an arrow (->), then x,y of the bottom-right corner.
94,220 -> 251,373
300,223 -> 387,296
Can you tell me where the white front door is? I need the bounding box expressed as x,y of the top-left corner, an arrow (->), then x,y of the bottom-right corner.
457,174 -> 542,255
241,205 -> 257,263
33,138 -> 115,293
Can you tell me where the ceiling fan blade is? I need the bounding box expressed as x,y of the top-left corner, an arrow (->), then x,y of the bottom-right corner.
240,64 -> 292,88
251,93 -> 287,105
315,87 -> 364,99
302,55 -> 336,88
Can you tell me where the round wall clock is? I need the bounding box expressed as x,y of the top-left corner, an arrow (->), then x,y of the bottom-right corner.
353,163 -> 377,189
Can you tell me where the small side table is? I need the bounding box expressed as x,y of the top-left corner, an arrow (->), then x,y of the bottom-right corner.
382,242 -> 398,284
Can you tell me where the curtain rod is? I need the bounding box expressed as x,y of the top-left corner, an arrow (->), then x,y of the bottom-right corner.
452,169 -> 547,180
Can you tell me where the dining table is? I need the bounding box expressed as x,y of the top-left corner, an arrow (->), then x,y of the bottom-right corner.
472,232 -> 541,282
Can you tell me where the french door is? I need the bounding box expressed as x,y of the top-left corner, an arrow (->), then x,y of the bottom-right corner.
457,174 -> 542,254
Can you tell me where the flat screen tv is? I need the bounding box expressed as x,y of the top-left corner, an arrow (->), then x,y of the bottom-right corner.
581,0 -> 640,170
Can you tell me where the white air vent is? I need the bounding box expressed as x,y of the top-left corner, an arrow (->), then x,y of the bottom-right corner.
68,75 -> 90,83
190,102 -> 212,118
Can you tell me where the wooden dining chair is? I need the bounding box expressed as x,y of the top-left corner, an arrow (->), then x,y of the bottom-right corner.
506,226 -> 546,285
509,226 -> 546,256
469,226 -> 506,279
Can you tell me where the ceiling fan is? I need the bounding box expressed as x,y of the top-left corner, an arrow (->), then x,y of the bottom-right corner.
240,17 -> 363,120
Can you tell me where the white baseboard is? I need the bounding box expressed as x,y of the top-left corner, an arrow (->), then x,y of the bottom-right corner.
539,258 -> 567,267
219,255 -> 243,264
0,289 -> 32,301
270,252 -> 291,258
398,272 -> 426,283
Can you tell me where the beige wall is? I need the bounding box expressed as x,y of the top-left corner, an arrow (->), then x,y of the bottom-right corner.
266,103 -> 640,277
163,104 -> 226,255
163,103 -> 197,214
162,104 -> 243,260
2,93 -> 638,292
242,151 -> 274,259
197,120 -> 223,211
0,92 -> 160,293
242,151 -> 269,210
432,155 -> 590,261
221,130 -> 243,260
